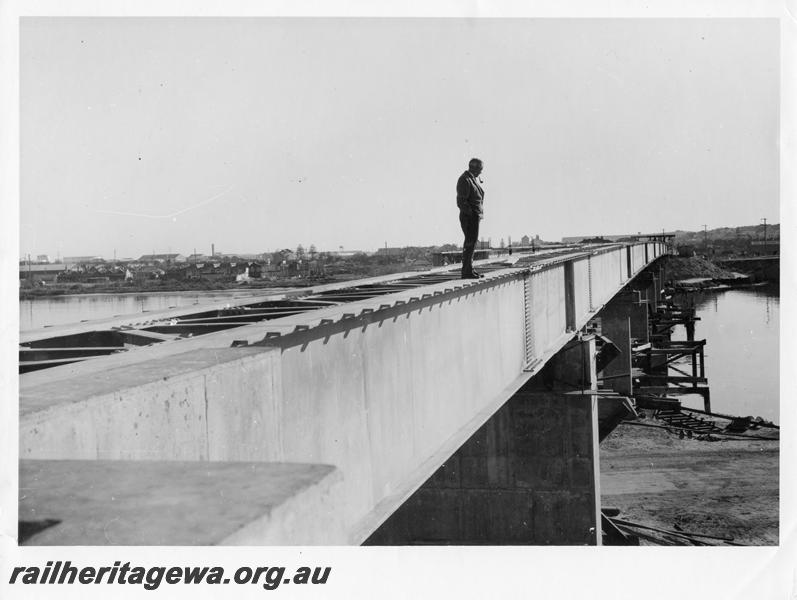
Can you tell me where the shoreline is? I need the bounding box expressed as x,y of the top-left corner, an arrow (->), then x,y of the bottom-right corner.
601,415 -> 778,546
666,255 -> 778,291
671,279 -> 774,293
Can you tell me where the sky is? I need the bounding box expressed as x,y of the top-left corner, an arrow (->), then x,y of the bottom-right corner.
19,17 -> 779,259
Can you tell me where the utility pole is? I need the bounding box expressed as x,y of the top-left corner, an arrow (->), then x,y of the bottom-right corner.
702,224 -> 708,250
761,217 -> 768,255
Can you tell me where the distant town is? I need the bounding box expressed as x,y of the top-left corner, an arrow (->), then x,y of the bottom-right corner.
19,223 -> 778,297
18,235 -> 547,291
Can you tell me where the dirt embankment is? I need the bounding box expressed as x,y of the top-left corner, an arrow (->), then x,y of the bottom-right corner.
600,417 -> 779,546
665,256 -> 739,282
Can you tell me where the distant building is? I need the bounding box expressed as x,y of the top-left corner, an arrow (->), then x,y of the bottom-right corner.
19,263 -> 68,283
431,249 -> 492,267
750,239 -> 780,255
137,253 -> 186,265
326,250 -> 362,258
184,261 -> 244,282
376,247 -> 404,257
36,254 -> 51,264
63,256 -> 105,265
131,266 -> 166,282
561,233 -> 674,244
247,262 -> 263,278
220,253 -> 261,261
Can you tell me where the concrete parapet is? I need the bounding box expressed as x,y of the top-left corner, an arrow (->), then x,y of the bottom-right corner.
20,346 -> 280,461
20,278 -> 528,543
19,460 -> 344,545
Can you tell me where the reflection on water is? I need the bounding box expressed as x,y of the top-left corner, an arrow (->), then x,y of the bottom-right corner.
19,289 -> 290,332
672,284 -> 779,422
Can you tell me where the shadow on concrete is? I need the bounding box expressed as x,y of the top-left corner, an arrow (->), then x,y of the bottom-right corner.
19,518 -> 61,543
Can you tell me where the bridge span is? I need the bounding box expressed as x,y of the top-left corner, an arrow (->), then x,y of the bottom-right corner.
19,241 -> 669,545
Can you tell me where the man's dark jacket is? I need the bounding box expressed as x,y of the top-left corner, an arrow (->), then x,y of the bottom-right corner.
456,170 -> 484,216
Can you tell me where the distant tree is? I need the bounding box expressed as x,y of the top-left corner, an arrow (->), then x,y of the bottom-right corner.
309,244 -> 317,259
500,238 -> 505,249
296,244 -> 305,259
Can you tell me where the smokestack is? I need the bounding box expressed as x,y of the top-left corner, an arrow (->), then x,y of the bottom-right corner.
211,243 -> 215,257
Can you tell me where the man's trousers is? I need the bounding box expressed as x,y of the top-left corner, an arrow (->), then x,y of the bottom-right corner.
459,211 -> 480,275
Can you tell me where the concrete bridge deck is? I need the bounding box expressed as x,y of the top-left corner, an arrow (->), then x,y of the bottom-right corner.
19,241 -> 668,545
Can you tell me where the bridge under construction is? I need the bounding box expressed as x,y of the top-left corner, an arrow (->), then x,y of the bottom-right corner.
19,240 -> 675,545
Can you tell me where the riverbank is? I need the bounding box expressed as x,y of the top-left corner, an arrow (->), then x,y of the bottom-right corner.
666,256 -> 743,282
18,265 -> 424,300
601,415 -> 778,545
664,255 -> 773,292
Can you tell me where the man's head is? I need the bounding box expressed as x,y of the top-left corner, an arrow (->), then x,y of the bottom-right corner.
468,158 -> 483,176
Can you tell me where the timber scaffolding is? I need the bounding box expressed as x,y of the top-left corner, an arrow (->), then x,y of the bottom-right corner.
632,298 -> 711,413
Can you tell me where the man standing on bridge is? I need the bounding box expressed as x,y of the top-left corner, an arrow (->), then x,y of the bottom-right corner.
456,158 -> 485,279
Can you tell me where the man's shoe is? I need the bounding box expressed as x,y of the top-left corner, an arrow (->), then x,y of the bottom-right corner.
471,270 -> 485,278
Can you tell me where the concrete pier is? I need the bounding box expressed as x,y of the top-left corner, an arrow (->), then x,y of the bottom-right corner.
599,307 -> 633,395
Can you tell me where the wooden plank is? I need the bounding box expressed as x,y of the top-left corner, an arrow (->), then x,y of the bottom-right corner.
638,375 -> 708,384
647,347 -> 701,354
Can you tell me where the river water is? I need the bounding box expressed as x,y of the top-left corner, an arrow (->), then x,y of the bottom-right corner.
671,284 -> 780,422
19,289 -> 294,332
